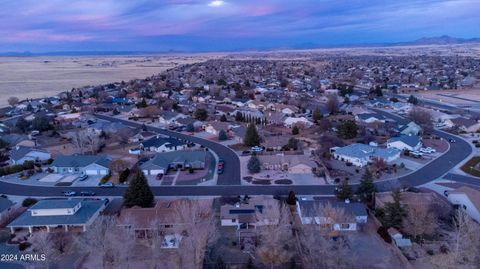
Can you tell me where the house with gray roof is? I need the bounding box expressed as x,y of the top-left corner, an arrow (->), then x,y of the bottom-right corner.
51,154 -> 111,175
387,135 -> 422,151
141,150 -> 207,176
296,200 -> 367,231
7,199 -> 106,234
355,113 -> 386,124
331,143 -> 400,167
140,135 -> 187,153
0,196 -> 15,221
9,145 -> 51,165
397,119 -> 422,136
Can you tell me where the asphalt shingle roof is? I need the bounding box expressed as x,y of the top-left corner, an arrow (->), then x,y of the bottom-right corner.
387,135 -> 421,147
51,155 -> 110,168
10,146 -> 49,161
334,143 -> 400,160
141,136 -> 186,149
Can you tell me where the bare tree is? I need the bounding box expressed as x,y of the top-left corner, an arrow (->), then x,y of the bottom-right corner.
326,95 -> 339,115
298,202 -> 354,269
8,96 -> 19,107
30,232 -> 59,269
75,215 -> 136,269
255,203 -> 295,269
407,107 -> 433,133
403,203 -> 437,241
430,209 -> 480,269
71,130 -> 103,154
173,199 -> 216,269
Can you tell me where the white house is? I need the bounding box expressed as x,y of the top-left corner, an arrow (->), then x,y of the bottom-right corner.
387,135 -> 422,151
9,146 -> 51,165
140,136 -> 187,153
355,113 -> 386,124
284,117 -> 313,128
51,155 -> 111,175
446,186 -> 480,223
331,143 -> 400,167
296,200 -> 367,231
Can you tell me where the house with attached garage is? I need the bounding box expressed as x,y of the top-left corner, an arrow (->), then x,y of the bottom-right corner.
396,119 -> 422,136
158,111 -> 187,126
257,154 -> 316,174
51,154 -> 111,175
7,199 -> 106,234
140,135 -> 187,153
355,113 -> 386,124
141,150 -> 207,176
448,117 -> 480,133
296,200 -> 368,231
387,135 -> 422,151
331,143 -> 400,167
446,186 -> 480,223
9,145 -> 51,165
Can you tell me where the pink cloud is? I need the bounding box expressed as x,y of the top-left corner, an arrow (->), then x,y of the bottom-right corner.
243,4 -> 278,17
5,30 -> 93,42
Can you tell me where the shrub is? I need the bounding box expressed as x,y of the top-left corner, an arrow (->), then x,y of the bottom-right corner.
18,242 -> 30,251
22,198 -> 38,207
99,173 -> 111,184
426,249 -> 434,256
377,226 -> 392,244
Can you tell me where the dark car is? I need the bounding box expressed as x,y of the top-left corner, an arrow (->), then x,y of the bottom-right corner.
448,138 -> 456,143
217,168 -> 224,174
78,174 -> 89,181
80,191 -> 96,196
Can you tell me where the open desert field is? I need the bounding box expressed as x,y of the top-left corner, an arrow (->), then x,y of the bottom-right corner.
417,88 -> 480,106
0,54 -> 222,105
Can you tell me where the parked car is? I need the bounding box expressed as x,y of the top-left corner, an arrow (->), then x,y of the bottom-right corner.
217,168 -> 224,174
156,173 -> 164,180
251,146 -> 263,153
62,190 -> 77,197
419,147 -> 436,154
80,191 -> 96,196
78,174 -> 89,181
411,151 -> 423,158
99,182 -> 114,188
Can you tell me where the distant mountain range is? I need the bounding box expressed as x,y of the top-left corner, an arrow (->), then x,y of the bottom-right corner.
1,35 -> 479,56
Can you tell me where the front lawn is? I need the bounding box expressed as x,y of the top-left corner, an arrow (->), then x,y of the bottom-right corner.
460,156 -> 480,177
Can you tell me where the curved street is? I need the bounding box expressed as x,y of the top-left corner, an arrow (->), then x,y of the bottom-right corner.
0,112 -> 476,197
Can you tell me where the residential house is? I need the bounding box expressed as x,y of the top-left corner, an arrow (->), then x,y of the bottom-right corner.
220,197 -> 279,228
176,117 -> 203,130
448,117 -> 480,133
9,146 -> 51,165
8,199 -> 106,234
258,154 -> 316,174
446,186 -> 480,223
388,228 -> 412,248
158,111 -> 187,126
331,143 -> 400,167
387,135 -> 422,151
397,119 -> 423,136
129,131 -> 156,143
204,122 -> 232,136
141,135 -> 187,153
284,117 -> 313,128
265,111 -> 286,125
355,113 -> 386,124
51,154 -> 111,175
141,150 -> 207,176
296,200 -> 368,231
262,135 -> 291,151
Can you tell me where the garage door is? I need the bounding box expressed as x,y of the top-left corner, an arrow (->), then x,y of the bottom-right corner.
85,170 -> 98,175
142,170 -> 149,175
99,170 -> 108,175
150,169 -> 164,175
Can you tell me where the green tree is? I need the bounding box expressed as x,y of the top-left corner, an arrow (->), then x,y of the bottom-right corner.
119,168 -> 131,183
286,191 -> 297,205
408,95 -> 418,105
194,108 -> 208,121
220,114 -> 227,122
382,190 -> 406,228
284,137 -> 299,151
136,98 -> 147,108
336,180 -> 353,200
356,169 -> 376,202
243,123 -> 261,147
32,116 -> 53,132
123,171 -> 154,208
15,117 -> 30,133
186,123 -> 195,132
247,155 -> 261,174
235,111 -> 244,122
218,129 -> 228,141
312,107 -> 323,123
246,257 -> 255,269
337,120 -> 358,139
291,125 -> 299,135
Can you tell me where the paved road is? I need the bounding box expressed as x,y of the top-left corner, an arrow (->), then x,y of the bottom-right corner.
94,114 -> 241,186
0,111 -> 476,197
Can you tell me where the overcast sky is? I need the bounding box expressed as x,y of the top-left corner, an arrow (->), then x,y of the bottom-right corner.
1,0 -> 479,52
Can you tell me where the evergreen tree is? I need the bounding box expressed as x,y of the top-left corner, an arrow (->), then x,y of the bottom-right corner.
336,180 -> 353,200
194,108 -> 208,121
382,190 -> 406,228
186,123 -> 195,132
137,98 -> 147,108
123,171 -> 154,208
220,114 -> 227,122
246,257 -> 255,269
218,129 -> 228,141
356,169 -> 376,202
243,123 -> 261,146
247,155 -> 261,173
337,120 -> 358,139
408,95 -> 418,105
286,191 -> 297,205
291,125 -> 299,135
15,117 -> 30,133
312,107 -> 323,123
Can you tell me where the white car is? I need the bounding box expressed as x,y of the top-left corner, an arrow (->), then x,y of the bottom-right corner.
419,147 -> 436,154
251,146 -> 263,153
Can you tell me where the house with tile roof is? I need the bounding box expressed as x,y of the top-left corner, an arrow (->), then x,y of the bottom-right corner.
258,154 -> 316,174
